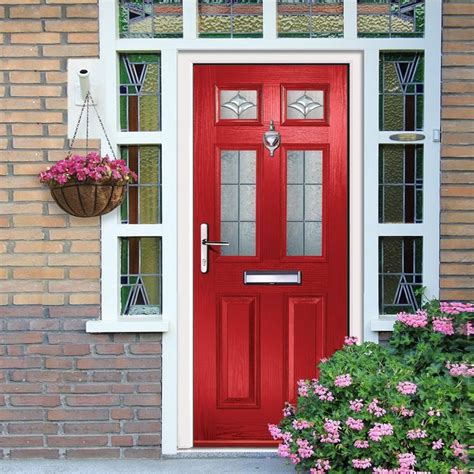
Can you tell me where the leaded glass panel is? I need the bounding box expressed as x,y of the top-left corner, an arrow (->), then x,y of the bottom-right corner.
120,54 -> 161,132
380,51 -> 424,131
120,237 -> 162,315
221,150 -> 257,256
198,0 -> 263,38
379,236 -> 422,314
120,146 -> 162,225
358,0 -> 424,38
287,150 -> 323,256
119,0 -> 183,38
379,145 -> 423,223
277,0 -> 344,38
220,90 -> 258,120
287,90 -> 324,120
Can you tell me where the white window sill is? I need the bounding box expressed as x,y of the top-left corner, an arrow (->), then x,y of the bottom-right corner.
370,318 -> 396,332
86,317 -> 169,333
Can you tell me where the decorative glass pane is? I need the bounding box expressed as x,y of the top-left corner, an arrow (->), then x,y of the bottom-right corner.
287,90 -> 324,120
221,150 -> 256,256
120,146 -> 162,225
277,0 -> 344,38
120,237 -> 162,315
380,51 -> 424,131
287,150 -> 323,256
220,90 -> 258,120
358,0 -> 425,38
120,54 -> 161,132
379,236 -> 422,314
118,0 -> 183,38
198,0 -> 263,38
379,145 -> 423,223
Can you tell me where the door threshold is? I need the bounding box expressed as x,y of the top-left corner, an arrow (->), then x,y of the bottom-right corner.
169,448 -> 278,459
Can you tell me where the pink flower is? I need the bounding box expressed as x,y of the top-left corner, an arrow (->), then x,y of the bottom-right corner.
398,452 -> 416,469
289,453 -> 300,465
313,459 -> 331,472
428,407 -> 441,417
344,336 -> 358,346
432,439 -> 444,450
451,440 -> 468,463
312,381 -> 334,401
392,405 -> 414,417
350,399 -> 364,412
334,373 -> 352,387
352,458 -> 372,469
397,310 -> 428,328
367,399 -> 386,417
440,301 -> 474,314
354,440 -> 370,449
296,438 -> 314,459
397,381 -> 417,395
297,379 -> 309,397
446,362 -> 474,377
268,424 -> 282,440
281,432 -> 292,443
282,402 -> 295,418
277,443 -> 291,458
320,418 -> 341,444
292,419 -> 312,430
368,423 -> 393,442
346,417 -> 364,431
407,428 -> 427,439
432,316 -> 455,335
461,320 -> 474,336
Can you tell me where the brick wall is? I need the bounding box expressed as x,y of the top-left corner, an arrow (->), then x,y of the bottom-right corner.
0,0 -> 163,459
440,1 -> 474,301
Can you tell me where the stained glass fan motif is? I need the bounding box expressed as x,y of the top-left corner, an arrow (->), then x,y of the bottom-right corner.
198,0 -> 263,38
277,0 -> 344,38
380,52 -> 424,131
358,0 -> 424,38
379,236 -> 422,314
120,54 -> 161,132
119,0 -> 183,38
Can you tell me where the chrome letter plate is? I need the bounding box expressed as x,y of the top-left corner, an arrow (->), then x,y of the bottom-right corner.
244,270 -> 301,285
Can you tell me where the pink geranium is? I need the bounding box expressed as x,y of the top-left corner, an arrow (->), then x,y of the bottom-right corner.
432,317 -> 455,336
334,373 -> 352,387
397,381 -> 417,395
397,310 -> 428,328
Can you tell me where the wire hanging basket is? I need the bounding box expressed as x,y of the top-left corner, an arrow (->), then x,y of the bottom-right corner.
40,92 -> 134,218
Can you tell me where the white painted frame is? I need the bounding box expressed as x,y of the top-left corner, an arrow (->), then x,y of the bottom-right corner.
87,0 -> 442,455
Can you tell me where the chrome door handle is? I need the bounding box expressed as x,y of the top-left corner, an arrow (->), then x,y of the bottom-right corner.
201,223 -> 229,273
202,239 -> 229,246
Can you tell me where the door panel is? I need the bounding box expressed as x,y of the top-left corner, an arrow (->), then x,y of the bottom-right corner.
194,64 -> 348,446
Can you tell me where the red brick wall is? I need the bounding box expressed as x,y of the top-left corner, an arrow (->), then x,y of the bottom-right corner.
0,0 -> 163,459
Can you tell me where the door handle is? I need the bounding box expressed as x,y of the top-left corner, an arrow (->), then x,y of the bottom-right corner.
201,223 -> 229,273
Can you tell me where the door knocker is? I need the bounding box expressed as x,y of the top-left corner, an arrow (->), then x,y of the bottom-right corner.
263,120 -> 281,157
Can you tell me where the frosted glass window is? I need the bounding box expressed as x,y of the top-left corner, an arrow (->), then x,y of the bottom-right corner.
221,150 -> 256,256
287,90 -> 324,120
287,150 -> 323,256
220,90 -> 258,120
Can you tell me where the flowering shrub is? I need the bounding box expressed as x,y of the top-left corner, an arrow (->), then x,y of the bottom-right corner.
270,301 -> 472,472
39,152 -> 137,186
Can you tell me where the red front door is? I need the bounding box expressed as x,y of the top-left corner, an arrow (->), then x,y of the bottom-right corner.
193,64 -> 348,446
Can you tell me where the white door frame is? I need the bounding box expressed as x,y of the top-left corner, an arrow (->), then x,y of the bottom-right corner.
175,50 -> 363,451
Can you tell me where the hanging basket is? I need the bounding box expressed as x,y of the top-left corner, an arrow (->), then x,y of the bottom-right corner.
49,182 -> 126,218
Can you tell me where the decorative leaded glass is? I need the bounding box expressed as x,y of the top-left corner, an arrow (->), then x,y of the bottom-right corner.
120,54 -> 161,132
379,145 -> 423,224
287,90 -> 324,120
221,150 -> 257,256
277,0 -> 344,38
220,90 -> 258,120
380,51 -> 424,131
120,146 -> 162,225
120,237 -> 162,315
118,0 -> 183,38
198,0 -> 263,38
358,0 -> 425,38
379,236 -> 422,314
287,150 -> 323,256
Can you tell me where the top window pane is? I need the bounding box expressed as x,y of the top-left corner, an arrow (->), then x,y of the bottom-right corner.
198,0 -> 263,38
119,0 -> 183,38
277,0 -> 344,38
357,0 -> 425,38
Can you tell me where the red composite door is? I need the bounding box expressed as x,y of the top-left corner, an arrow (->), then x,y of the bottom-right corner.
193,64 -> 348,446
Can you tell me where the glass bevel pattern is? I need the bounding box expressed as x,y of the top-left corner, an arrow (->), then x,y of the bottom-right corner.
120,146 -> 162,225
287,150 -> 323,256
221,150 -> 256,256
287,90 -> 324,120
120,237 -> 162,315
277,0 -> 344,38
118,0 -> 183,38
198,0 -> 263,38
379,145 -> 423,224
120,54 -> 161,132
357,0 -> 424,38
220,90 -> 257,120
379,236 -> 422,314
380,51 -> 424,131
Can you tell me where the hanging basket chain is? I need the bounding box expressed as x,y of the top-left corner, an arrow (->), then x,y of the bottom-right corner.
67,92 -> 117,161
